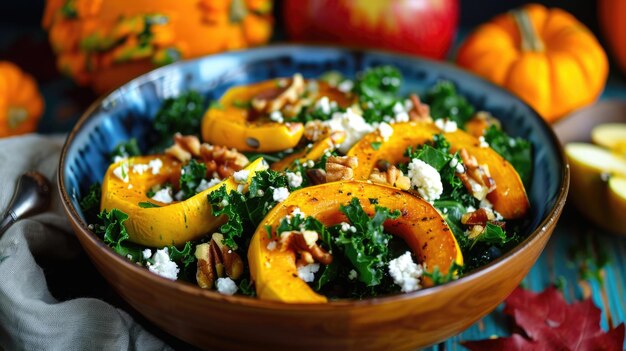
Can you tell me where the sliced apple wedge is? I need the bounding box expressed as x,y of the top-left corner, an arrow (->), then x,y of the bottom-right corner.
565,143 -> 626,234
591,123 -> 626,155
608,176 -> 626,235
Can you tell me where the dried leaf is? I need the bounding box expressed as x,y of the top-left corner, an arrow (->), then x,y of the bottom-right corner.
462,287 -> 625,351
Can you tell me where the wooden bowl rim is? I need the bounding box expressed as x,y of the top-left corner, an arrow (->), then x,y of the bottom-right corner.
57,44 -> 570,311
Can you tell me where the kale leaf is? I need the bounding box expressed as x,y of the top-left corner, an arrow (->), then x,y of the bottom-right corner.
483,125 -> 533,187
80,182 -> 101,222
355,66 -> 404,124
336,198 -> 400,286
179,159 -> 207,200
424,81 -> 475,127
110,138 -> 141,162
474,223 -> 511,247
151,91 -> 206,151
94,209 -> 143,260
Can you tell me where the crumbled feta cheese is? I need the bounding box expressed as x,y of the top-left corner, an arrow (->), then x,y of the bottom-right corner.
404,99 -> 414,111
392,102 -> 405,115
340,222 -> 357,233
266,241 -> 277,251
147,248 -> 179,280
377,122 -> 394,141
478,136 -> 489,148
388,251 -> 424,293
466,205 -> 476,213
142,249 -> 152,259
216,277 -> 238,295
233,169 -> 250,184
290,207 -> 305,218
127,184 -> 133,189
434,118 -> 458,133
449,157 -> 458,168
286,171 -> 303,188
174,190 -> 185,201
113,155 -> 127,164
305,159 -> 315,168
148,158 -> 163,175
449,157 -> 465,173
272,187 -> 290,202
301,230 -> 319,247
151,187 -> 173,204
113,162 -> 130,183
456,163 -> 465,173
196,178 -> 222,193
132,164 -> 149,175
297,263 -> 320,282
256,189 -> 265,196
269,110 -> 284,123
348,269 -> 358,280
395,112 -> 409,123
323,108 -> 375,153
407,159 -> 443,202
315,96 -> 331,114
337,80 -> 354,93
237,184 -> 245,193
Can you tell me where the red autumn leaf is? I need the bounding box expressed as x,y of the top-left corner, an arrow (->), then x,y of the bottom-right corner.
462,286 -> 625,351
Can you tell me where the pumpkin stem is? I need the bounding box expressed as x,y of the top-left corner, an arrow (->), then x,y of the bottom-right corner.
511,9 -> 545,52
230,0 -> 248,24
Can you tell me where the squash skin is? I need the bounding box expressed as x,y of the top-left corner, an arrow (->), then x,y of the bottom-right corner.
456,3 -> 607,123
270,132 -> 345,171
248,181 -> 463,303
0,62 -> 44,137
202,78 -> 353,152
346,121 -> 529,219
101,156 -> 267,247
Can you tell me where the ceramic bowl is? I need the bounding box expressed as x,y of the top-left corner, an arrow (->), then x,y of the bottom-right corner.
58,45 -> 569,350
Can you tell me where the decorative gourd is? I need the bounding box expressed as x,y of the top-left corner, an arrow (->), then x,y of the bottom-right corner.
42,0 -> 273,93
0,62 -> 44,137
347,122 -> 529,219
202,77 -> 353,152
598,0 -> 626,74
248,181 -> 463,303
456,4 -> 608,123
101,156 -> 267,247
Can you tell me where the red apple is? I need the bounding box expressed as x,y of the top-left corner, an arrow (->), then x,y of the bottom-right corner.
283,0 -> 459,60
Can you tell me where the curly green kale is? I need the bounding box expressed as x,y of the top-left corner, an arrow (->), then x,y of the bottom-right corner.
483,125 -> 533,187
179,159 -> 207,199
151,91 -> 206,151
355,66 -> 404,123
110,138 -> 141,162
424,81 -> 475,127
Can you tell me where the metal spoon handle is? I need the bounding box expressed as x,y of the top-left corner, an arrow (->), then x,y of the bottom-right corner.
0,212 -> 16,237
0,172 -> 51,239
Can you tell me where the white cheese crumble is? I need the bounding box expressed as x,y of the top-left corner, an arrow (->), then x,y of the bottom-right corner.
297,263 -> 320,283
301,230 -> 319,247
148,158 -> 163,175
196,178 -> 221,193
113,162 -> 130,183
269,110 -> 284,123
337,80 -> 354,93
272,187 -> 290,203
286,171 -> 303,188
315,96 -> 331,114
151,187 -> 173,204
266,241 -> 277,251
340,222 -> 357,233
478,136 -> 489,148
132,164 -> 149,175
127,184 -> 133,190
348,269 -> 358,280
290,207 -> 305,218
377,122 -> 394,141
113,155 -> 127,164
392,102 -> 405,115
216,277 -> 238,295
434,118 -> 458,133
233,169 -> 250,184
147,248 -> 179,280
449,157 -> 465,173
388,251 -> 424,293
323,108 -> 375,153
142,249 -> 152,259
395,112 -> 409,123
407,158 -> 443,202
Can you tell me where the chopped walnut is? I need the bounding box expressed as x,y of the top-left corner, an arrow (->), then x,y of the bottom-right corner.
461,208 -> 496,226
303,120 -> 331,142
325,156 -> 358,182
195,233 -> 244,290
279,230 -> 333,266
369,165 -> 411,190
306,168 -> 327,185
458,148 -> 495,200
466,224 -> 485,240
251,73 -> 305,113
408,94 -> 432,122
200,144 -> 249,179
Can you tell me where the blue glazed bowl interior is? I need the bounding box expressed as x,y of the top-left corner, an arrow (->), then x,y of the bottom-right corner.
62,45 -> 565,265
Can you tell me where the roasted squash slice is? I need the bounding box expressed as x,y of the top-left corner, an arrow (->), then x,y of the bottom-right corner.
248,181 -> 463,303
101,156 -> 267,247
270,131 -> 345,171
347,122 -> 529,219
201,77 -> 353,152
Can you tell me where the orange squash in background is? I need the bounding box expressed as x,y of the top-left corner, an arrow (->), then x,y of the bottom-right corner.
42,0 -> 273,93
598,0 -> 626,74
457,3 -> 608,123
0,62 -> 44,137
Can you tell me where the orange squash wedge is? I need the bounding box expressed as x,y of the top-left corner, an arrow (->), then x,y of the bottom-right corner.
101,156 -> 267,247
347,121 -> 529,219
248,181 -> 463,303
270,131 -> 345,171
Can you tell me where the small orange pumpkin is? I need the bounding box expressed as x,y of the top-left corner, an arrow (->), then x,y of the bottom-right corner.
42,0 -> 273,93
0,62 -> 44,137
456,4 -> 608,123
598,0 -> 626,74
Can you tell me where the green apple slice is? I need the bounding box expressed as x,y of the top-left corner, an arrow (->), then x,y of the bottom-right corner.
591,123 -> 626,155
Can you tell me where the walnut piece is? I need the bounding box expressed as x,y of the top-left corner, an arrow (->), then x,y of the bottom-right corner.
303,120 -> 330,142
461,207 -> 495,226
194,233 -> 244,290
325,155 -> 358,182
369,165 -> 411,190
409,94 -> 432,122
279,230 -> 333,266
251,73 -> 305,113
458,148 -> 496,200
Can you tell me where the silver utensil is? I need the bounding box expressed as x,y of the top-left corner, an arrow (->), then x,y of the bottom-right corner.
0,172 -> 51,237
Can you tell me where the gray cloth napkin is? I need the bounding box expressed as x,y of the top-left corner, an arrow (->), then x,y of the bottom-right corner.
0,135 -> 172,351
